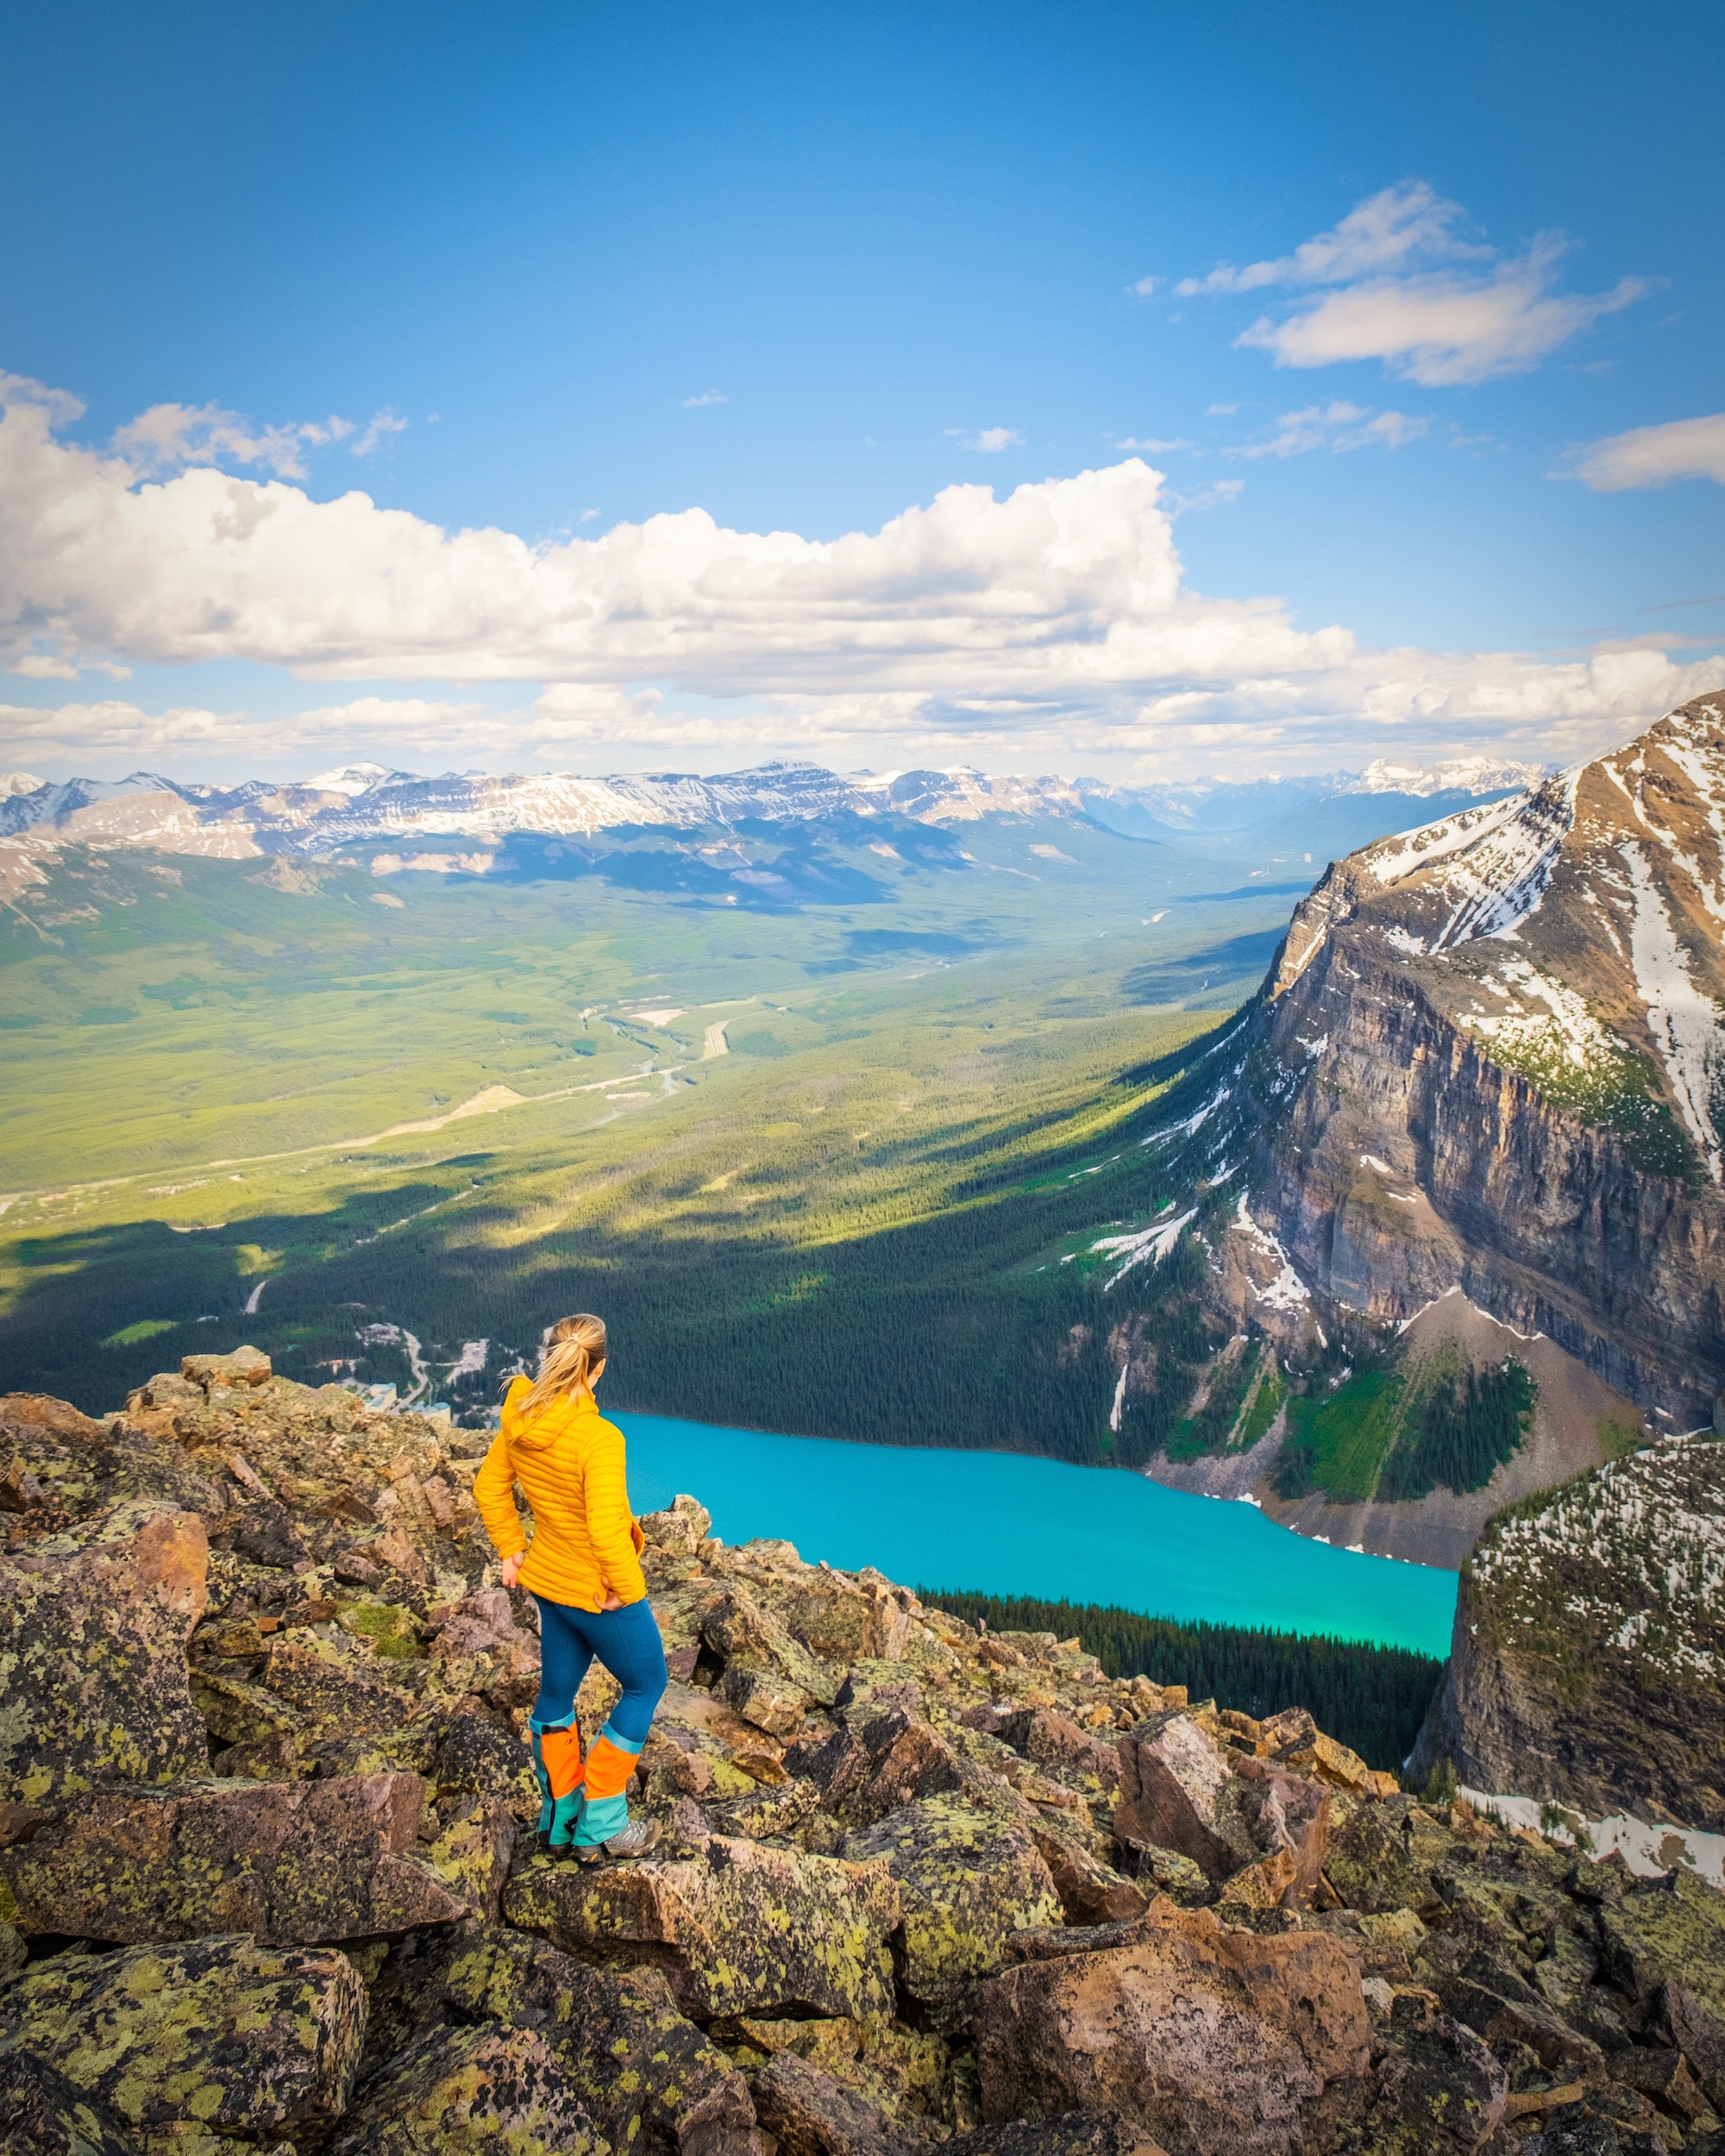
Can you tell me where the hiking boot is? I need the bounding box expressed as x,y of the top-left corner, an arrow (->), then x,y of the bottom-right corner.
573,1815 -> 661,1864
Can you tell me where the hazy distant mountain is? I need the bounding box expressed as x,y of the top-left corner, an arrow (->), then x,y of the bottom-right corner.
0,753 -> 1538,863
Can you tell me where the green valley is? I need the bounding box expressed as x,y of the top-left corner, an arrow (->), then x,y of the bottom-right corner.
2,805 -> 1307,1446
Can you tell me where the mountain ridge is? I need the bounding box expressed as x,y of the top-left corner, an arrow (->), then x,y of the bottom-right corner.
0,754 -> 1543,858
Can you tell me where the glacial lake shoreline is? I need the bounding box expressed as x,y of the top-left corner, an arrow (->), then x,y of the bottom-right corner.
614,1408 -> 1459,1658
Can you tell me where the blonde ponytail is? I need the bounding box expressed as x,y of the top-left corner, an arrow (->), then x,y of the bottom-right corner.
516,1312 -> 608,1426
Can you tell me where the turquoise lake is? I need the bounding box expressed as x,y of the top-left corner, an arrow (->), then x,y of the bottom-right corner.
615,1412 -> 1458,1658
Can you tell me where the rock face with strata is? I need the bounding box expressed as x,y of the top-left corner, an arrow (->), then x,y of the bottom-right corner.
3,1353 -> 1725,2156
1412,1434 -> 1725,1830
1220,697 -> 1725,1427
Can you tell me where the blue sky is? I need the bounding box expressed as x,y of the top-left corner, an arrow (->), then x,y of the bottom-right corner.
2,0 -> 1722,781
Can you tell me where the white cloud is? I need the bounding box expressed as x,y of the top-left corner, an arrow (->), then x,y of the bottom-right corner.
1175,185 -> 1648,387
0,371 -> 1718,778
946,426 -> 1025,454
1569,412 -> 1725,491
1126,275 -> 1162,298
1228,402 -> 1427,459
1115,436 -> 1191,452
681,390 -> 727,408
350,411 -> 409,457
1242,243 -> 1647,387
1164,479 -> 1245,513
1205,404 -> 1239,417
107,398 -> 407,481
1176,181 -> 1484,298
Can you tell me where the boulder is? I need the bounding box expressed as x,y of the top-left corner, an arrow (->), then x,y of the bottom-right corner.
422,1796 -> 516,1922
944,2119 -> 1170,2156
1113,1713 -> 1329,1904
844,1796 -> 1063,2028
0,1391 -> 220,1525
181,1347 -> 273,1389
2,1772 -> 469,1944
975,1898 -> 1371,2156
431,1710 -> 543,1820
0,1934 -> 367,2134
329,2021 -> 609,2156
717,2014 -> 952,2131
1597,1867 -> 1725,2025
367,1921 -> 756,2156
1323,1794 -> 1446,1917
1353,1994 -> 1509,2154
0,2040 -> 138,2156
792,1702 -> 968,1828
1113,1712 -> 1252,1882
503,1833 -> 900,2021
0,1501 -> 209,1805
750,2052 -> 921,2156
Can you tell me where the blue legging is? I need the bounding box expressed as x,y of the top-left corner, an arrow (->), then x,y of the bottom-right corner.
531,1592 -> 668,1745
530,1593 -> 668,1846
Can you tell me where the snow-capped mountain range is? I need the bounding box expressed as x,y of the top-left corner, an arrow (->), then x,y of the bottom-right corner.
0,755 -> 1544,860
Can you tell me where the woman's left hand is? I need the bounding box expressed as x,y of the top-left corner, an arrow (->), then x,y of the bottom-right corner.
600,1589 -> 623,1611
500,1554 -> 523,1591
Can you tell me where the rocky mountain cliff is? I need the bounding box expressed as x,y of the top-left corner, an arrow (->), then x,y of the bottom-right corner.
1108,695 -> 1725,1541
5,1351 -> 1725,2156
1409,1429 -> 1725,1829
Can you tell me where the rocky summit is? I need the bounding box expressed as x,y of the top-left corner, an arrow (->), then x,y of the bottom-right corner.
3,1355 -> 1725,2156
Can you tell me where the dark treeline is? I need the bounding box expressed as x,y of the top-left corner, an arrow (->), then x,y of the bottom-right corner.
919,1588 -> 1444,1771
1379,1360 -> 1536,1501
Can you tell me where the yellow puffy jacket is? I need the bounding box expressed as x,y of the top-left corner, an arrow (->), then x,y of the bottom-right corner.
471,1379 -> 648,1612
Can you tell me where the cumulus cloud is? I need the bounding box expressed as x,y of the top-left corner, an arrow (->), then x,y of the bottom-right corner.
1229,402 -> 1427,459
1569,412 -> 1725,491
0,370 -> 1718,778
1174,185 -> 1647,386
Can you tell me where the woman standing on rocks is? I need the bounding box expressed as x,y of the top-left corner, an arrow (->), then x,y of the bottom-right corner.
474,1313 -> 666,1862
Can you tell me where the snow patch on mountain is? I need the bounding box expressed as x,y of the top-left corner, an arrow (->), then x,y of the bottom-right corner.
1619,840 -> 1724,1181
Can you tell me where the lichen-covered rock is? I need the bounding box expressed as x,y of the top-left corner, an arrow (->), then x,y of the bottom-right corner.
717,2013 -> 956,2132
793,1701 -> 969,1829
944,2118 -> 1169,2156
422,1796 -> 515,1922
1,1771 -> 469,1944
0,2038 -> 139,2156
503,1833 -> 900,2021
975,1899 -> 1372,2156
1597,1865 -> 1725,2020
1325,1795 -> 1448,1917
1347,1992 -> 1508,2154
1113,1711 -> 1255,1881
366,1921 -> 756,2156
0,1501 -> 209,1805
750,2051 -> 920,2156
0,1934 -> 367,2133
329,2021 -> 610,2156
0,1391 -> 221,1527
844,1796 -> 1063,2028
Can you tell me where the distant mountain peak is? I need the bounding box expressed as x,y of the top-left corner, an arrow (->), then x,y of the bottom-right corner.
1339,754 -> 1549,798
